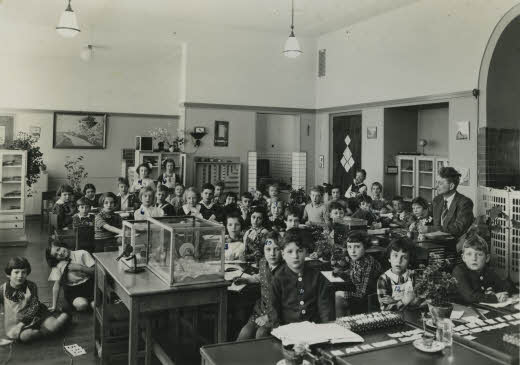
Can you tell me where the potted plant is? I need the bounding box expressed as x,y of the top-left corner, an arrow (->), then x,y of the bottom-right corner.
414,259 -> 458,323
64,155 -> 88,197
281,342 -> 310,365
6,132 -> 46,191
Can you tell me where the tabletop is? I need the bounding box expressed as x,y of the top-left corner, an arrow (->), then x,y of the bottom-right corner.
201,337 -> 283,365
93,251 -> 228,297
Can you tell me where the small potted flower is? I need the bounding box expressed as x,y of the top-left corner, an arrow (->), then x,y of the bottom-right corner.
414,259 -> 458,324
282,342 -> 310,365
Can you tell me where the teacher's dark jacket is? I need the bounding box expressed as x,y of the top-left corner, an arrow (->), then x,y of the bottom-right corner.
430,191 -> 474,240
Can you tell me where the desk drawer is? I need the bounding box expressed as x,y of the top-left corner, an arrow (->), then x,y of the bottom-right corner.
0,214 -> 23,222
0,221 -> 24,229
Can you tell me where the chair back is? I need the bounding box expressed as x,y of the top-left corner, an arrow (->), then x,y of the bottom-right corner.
74,225 -> 95,252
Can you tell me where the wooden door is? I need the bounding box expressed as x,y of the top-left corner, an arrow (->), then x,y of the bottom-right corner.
332,114 -> 362,189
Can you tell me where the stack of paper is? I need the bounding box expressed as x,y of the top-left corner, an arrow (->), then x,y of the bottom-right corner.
480,298 -> 520,308
271,321 -> 364,345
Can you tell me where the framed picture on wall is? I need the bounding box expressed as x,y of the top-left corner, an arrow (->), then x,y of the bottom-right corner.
214,120 -> 229,147
455,121 -> 470,140
367,126 -> 378,139
0,115 -> 14,147
53,111 -> 107,149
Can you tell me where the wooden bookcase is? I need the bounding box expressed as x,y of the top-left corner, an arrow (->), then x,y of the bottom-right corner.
193,157 -> 241,195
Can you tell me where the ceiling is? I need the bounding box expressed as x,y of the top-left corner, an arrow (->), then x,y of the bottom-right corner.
1,0 -> 421,37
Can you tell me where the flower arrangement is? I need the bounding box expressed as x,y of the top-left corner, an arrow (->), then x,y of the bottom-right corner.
6,132 -> 46,188
408,215 -> 433,241
64,155 -> 88,194
148,127 -> 185,151
414,260 -> 458,306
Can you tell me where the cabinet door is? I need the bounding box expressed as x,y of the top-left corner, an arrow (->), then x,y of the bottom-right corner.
0,151 -> 24,213
416,156 -> 435,202
397,156 -> 415,201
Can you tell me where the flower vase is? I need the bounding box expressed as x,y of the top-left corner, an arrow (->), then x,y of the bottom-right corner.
282,346 -> 303,365
168,145 -> 175,152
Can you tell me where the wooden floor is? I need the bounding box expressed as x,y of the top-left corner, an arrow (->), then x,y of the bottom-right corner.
0,218 -> 207,365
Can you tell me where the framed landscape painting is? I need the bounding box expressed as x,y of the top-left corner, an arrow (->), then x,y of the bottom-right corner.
53,112 -> 107,149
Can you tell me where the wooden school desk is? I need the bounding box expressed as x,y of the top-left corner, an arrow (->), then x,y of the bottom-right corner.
93,252 -> 229,365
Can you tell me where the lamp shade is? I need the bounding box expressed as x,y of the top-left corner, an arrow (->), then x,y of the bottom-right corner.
283,33 -> 302,58
56,2 -> 80,38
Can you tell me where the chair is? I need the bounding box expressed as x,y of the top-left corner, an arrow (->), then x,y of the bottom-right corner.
49,211 -> 75,248
74,225 -> 95,252
41,191 -> 57,231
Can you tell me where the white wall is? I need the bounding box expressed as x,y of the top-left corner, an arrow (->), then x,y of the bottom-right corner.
316,0 -> 518,108
417,107 -> 449,156
361,108 -> 385,195
184,29 -> 317,109
256,113 -> 299,152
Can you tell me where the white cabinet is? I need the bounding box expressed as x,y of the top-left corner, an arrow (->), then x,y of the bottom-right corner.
132,151 -> 187,187
0,150 -> 27,245
396,155 -> 448,202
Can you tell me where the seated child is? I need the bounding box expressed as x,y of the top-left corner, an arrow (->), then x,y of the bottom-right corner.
408,196 -> 433,241
130,163 -> 156,193
284,206 -> 301,230
239,192 -> 253,229
116,177 -> 138,212
377,238 -> 419,311
83,183 -> 98,209
326,185 -> 348,210
345,169 -> 367,198
271,229 -> 332,326
155,185 -> 175,216
328,201 -> 346,223
1,257 -> 69,342
199,183 -> 218,221
453,235 -> 518,304
134,186 -> 164,219
181,187 -> 203,218
390,196 -> 412,227
236,232 -> 283,339
213,181 -> 226,205
243,207 -> 269,263
157,158 -> 178,190
252,189 -> 267,209
72,197 -> 94,228
95,192 -> 123,252
221,212 -> 245,261
351,195 -> 377,226
266,184 -> 281,213
267,201 -> 286,233
303,186 -> 327,224
52,184 -> 76,230
47,241 -> 95,313
370,182 -> 390,212
219,192 -> 240,223
168,184 -> 185,215
332,230 -> 382,315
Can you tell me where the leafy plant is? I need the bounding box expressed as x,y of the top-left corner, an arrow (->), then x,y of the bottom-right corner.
414,260 -> 458,306
64,155 -> 88,193
6,132 -> 46,187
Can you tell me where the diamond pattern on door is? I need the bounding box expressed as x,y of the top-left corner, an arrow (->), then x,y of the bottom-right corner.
341,134 -> 355,172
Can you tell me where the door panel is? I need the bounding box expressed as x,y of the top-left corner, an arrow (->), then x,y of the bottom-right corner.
332,114 -> 362,189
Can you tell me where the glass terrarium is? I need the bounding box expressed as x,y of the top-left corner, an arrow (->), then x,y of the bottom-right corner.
120,219 -> 149,269
145,216 -> 225,286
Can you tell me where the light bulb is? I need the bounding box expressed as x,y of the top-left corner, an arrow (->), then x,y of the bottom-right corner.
283,34 -> 302,58
56,0 -> 80,38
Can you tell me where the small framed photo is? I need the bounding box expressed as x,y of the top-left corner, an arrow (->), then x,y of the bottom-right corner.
194,127 -> 206,134
214,121 -> 229,147
456,121 -> 470,140
386,165 -> 398,174
367,126 -> 377,139
53,111 -> 107,149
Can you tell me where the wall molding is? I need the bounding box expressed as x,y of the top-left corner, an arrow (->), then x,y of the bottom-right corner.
0,107 -> 179,119
182,90 -> 473,115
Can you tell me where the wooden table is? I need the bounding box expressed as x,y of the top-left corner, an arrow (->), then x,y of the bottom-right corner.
93,252 -> 229,365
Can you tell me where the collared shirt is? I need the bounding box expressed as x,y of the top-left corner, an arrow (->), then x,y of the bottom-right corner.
377,269 -> 415,311
94,210 -> 122,240
134,205 -> 164,220
444,192 -> 456,211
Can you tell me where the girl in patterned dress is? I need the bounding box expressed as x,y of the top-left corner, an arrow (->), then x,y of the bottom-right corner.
157,158 -> 178,190
243,207 -> 269,263
236,232 -> 282,340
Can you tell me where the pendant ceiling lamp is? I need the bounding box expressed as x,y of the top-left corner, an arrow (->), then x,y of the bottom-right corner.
283,0 -> 302,58
56,0 -> 80,38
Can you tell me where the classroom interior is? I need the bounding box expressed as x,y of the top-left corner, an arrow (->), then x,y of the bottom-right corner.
0,0 -> 520,364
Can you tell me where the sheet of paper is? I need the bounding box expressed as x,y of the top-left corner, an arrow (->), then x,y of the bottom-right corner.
330,350 -> 345,356
271,321 -> 364,346
480,298 -> 518,308
344,346 -> 361,354
450,310 -> 464,320
372,339 -> 398,348
464,335 -> 477,340
321,271 -> 345,283
360,344 -> 374,350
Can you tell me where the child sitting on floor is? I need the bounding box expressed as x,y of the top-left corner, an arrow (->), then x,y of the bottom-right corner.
130,163 -> 155,193
236,231 -> 283,339
94,192 -> 123,252
303,186 -> 327,224
1,257 -> 69,342
352,195 -> 377,226
168,183 -> 185,215
408,197 -> 433,241
157,158 -> 178,190
271,229 -> 332,326
116,177 -> 138,212
267,201 -> 286,233
52,184 -> 76,230
377,238 -> 419,311
332,230 -> 382,316
46,241 -> 95,312
453,234 -> 518,304
181,187 -> 203,218
72,197 -> 94,228
82,183 -> 98,209
134,186 -> 164,219
243,207 -> 269,263
199,183 -> 218,221
155,185 -> 175,216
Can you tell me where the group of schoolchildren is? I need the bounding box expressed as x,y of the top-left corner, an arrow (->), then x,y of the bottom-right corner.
1,164 -> 517,344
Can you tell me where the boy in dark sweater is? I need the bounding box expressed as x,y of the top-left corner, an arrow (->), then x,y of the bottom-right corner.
453,235 -> 517,304
271,229 -> 332,327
